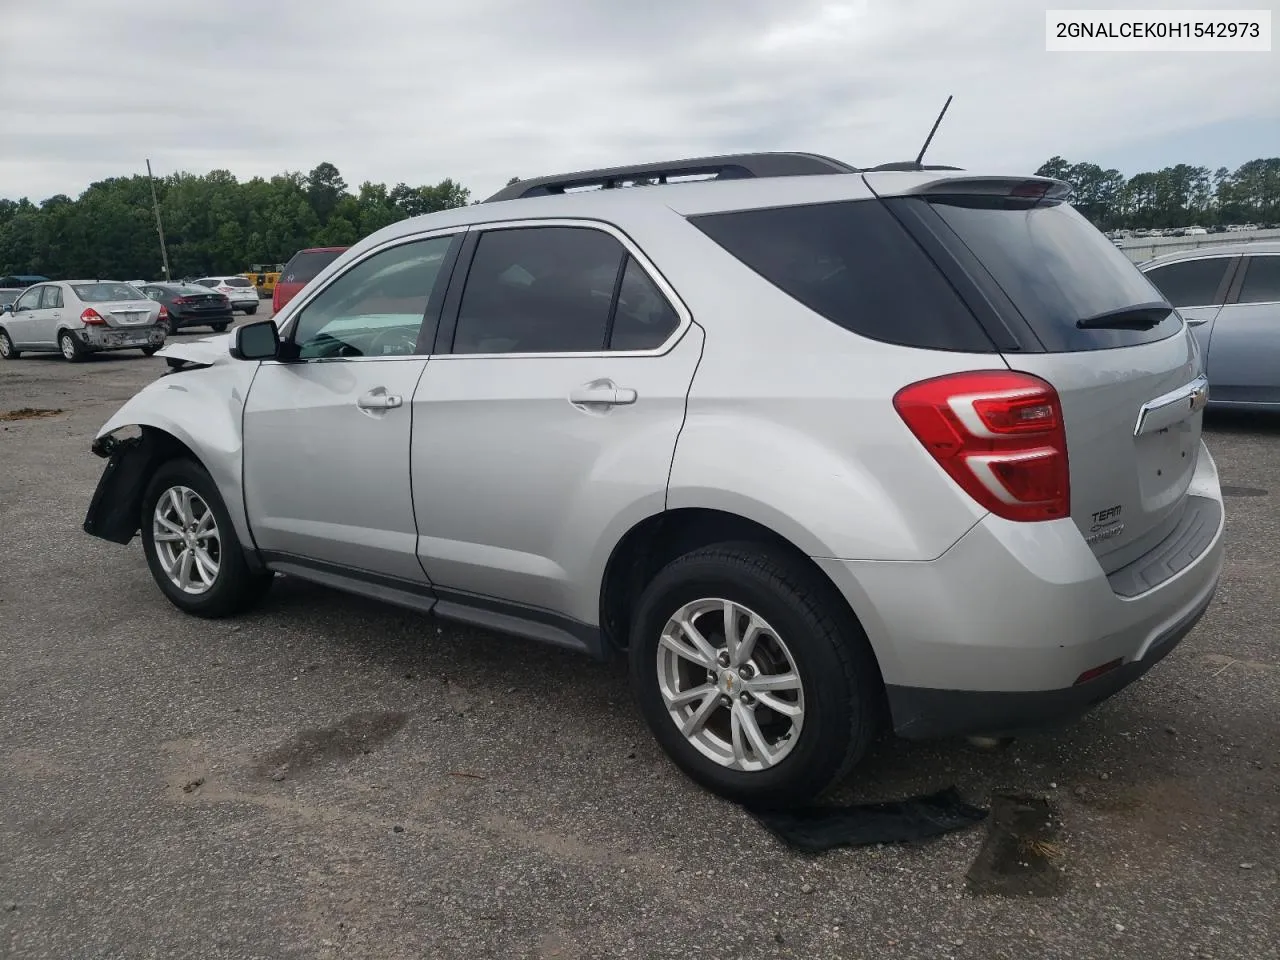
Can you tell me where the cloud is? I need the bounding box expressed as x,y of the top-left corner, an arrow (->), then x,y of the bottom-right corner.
0,0 -> 1275,202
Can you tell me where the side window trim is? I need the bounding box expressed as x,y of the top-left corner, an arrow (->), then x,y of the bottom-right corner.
434,217 -> 692,359
272,229 -> 465,359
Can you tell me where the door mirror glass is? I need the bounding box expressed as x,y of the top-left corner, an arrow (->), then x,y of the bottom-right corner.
229,319 -> 279,360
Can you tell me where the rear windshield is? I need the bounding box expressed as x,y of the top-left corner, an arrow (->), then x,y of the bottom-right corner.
690,199 -> 994,352
926,197 -> 1182,351
72,282 -> 147,302
282,250 -> 343,285
223,277 -> 253,287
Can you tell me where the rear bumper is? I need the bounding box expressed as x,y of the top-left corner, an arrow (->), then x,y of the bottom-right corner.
172,311 -> 233,325
82,325 -> 166,351
815,441 -> 1224,739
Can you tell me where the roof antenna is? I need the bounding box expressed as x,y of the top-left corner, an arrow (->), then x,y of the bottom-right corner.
914,95 -> 953,167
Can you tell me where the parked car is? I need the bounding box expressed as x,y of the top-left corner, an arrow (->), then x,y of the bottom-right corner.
139,282 -> 234,334
273,247 -> 347,313
0,274 -> 50,311
1140,241 -> 1280,408
192,275 -> 260,314
82,152 -> 1223,807
0,279 -> 165,361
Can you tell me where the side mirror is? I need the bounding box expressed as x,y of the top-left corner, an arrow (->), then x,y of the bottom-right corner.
229,319 -> 280,361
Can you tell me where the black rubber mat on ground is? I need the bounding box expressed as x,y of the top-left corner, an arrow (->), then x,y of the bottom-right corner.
751,786 -> 988,853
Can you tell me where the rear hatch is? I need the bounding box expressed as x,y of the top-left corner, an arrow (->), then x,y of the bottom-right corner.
870,174 -> 1206,572
275,248 -> 346,311
70,282 -> 159,327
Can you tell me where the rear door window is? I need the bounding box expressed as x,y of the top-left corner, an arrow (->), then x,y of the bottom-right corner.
1143,258 -> 1232,308
40,286 -> 64,309
452,226 -> 625,354
690,199 -> 994,352
926,197 -> 1182,351
1238,255 -> 1280,304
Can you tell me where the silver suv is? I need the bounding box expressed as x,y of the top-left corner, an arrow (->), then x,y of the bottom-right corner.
83,153 -> 1224,807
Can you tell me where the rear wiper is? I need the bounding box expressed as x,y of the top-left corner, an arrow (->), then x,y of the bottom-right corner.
1076,303 -> 1173,330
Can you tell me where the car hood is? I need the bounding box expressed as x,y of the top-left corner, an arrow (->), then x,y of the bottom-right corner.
156,333 -> 234,368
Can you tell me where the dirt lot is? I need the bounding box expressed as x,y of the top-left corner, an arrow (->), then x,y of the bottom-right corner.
1,325 -> 1277,960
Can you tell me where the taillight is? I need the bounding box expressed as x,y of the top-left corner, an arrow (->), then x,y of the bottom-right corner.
272,285 -> 282,313
173,297 -> 191,305
158,305 -> 169,320
893,371 -> 1070,522
80,308 -> 105,325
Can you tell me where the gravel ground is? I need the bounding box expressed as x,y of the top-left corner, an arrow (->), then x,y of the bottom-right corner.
1,327 -> 1277,960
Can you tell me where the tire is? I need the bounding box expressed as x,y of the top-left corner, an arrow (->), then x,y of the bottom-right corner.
244,305 -> 258,316
140,458 -> 274,618
141,345 -> 161,356
211,322 -> 229,333
629,542 -> 881,808
59,330 -> 86,363
0,329 -> 19,359
167,317 -> 180,336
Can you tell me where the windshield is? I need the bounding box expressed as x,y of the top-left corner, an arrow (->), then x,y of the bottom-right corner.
928,197 -> 1182,350
72,282 -> 148,302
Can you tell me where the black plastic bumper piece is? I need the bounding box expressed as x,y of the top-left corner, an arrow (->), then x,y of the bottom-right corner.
83,431 -> 166,545
886,587 -> 1216,740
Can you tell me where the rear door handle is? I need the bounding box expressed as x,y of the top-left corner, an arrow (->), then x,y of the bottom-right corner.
357,388 -> 403,410
569,380 -> 637,406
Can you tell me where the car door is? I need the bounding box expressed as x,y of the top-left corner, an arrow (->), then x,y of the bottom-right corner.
410,221 -> 702,624
1141,254 -> 1237,362
8,286 -> 45,347
1202,253 -> 1280,405
35,284 -> 65,343
241,231 -> 461,582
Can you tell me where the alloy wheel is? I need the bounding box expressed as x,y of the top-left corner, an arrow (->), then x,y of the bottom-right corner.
152,485 -> 221,595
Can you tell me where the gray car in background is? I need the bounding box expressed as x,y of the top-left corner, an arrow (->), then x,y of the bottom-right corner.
1141,241 -> 1280,409
82,153 -> 1224,806
0,279 -> 166,361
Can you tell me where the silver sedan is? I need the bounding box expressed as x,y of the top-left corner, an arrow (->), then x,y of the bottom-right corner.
0,280 -> 166,361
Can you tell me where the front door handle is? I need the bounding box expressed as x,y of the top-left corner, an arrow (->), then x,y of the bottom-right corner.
569,380 -> 638,407
357,388 -> 403,411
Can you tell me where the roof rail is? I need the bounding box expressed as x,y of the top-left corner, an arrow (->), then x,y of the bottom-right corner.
862,161 -> 965,173
483,152 -> 857,203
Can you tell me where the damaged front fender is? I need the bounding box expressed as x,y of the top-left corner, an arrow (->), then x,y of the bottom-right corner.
83,428 -> 178,544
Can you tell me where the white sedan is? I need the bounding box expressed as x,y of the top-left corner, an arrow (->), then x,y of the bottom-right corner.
192,276 -> 261,314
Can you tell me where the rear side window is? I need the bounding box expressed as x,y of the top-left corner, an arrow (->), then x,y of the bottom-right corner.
1142,258 -> 1230,308
453,226 -> 625,354
690,200 -> 993,352
1238,256 -> 1280,304
927,197 -> 1182,351
282,250 -> 343,285
609,256 -> 680,351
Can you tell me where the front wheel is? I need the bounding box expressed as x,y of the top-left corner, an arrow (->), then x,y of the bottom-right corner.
141,458 -> 273,618
0,329 -> 19,359
629,542 -> 882,808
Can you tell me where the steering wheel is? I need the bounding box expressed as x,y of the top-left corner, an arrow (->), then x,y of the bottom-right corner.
368,327 -> 421,356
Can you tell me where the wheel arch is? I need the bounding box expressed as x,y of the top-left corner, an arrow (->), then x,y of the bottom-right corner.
598,506 -> 890,695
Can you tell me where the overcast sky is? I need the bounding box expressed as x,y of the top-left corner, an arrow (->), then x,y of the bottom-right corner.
0,0 -> 1275,203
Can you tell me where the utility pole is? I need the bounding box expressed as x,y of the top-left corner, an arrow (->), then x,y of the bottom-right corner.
146,159 -> 171,281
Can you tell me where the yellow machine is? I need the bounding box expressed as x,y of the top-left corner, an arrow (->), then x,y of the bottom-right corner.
241,264 -> 284,298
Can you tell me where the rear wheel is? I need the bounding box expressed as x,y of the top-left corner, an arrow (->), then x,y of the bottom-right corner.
167,317 -> 180,336
629,542 -> 881,808
211,322 -> 229,333
140,458 -> 274,618
244,305 -> 258,316
141,345 -> 161,356
0,329 -> 19,359
59,330 -> 85,362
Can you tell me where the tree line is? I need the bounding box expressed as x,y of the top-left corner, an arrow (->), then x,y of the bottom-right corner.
1036,156 -> 1280,231
2,155 -> 1277,280
0,162 -> 470,281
